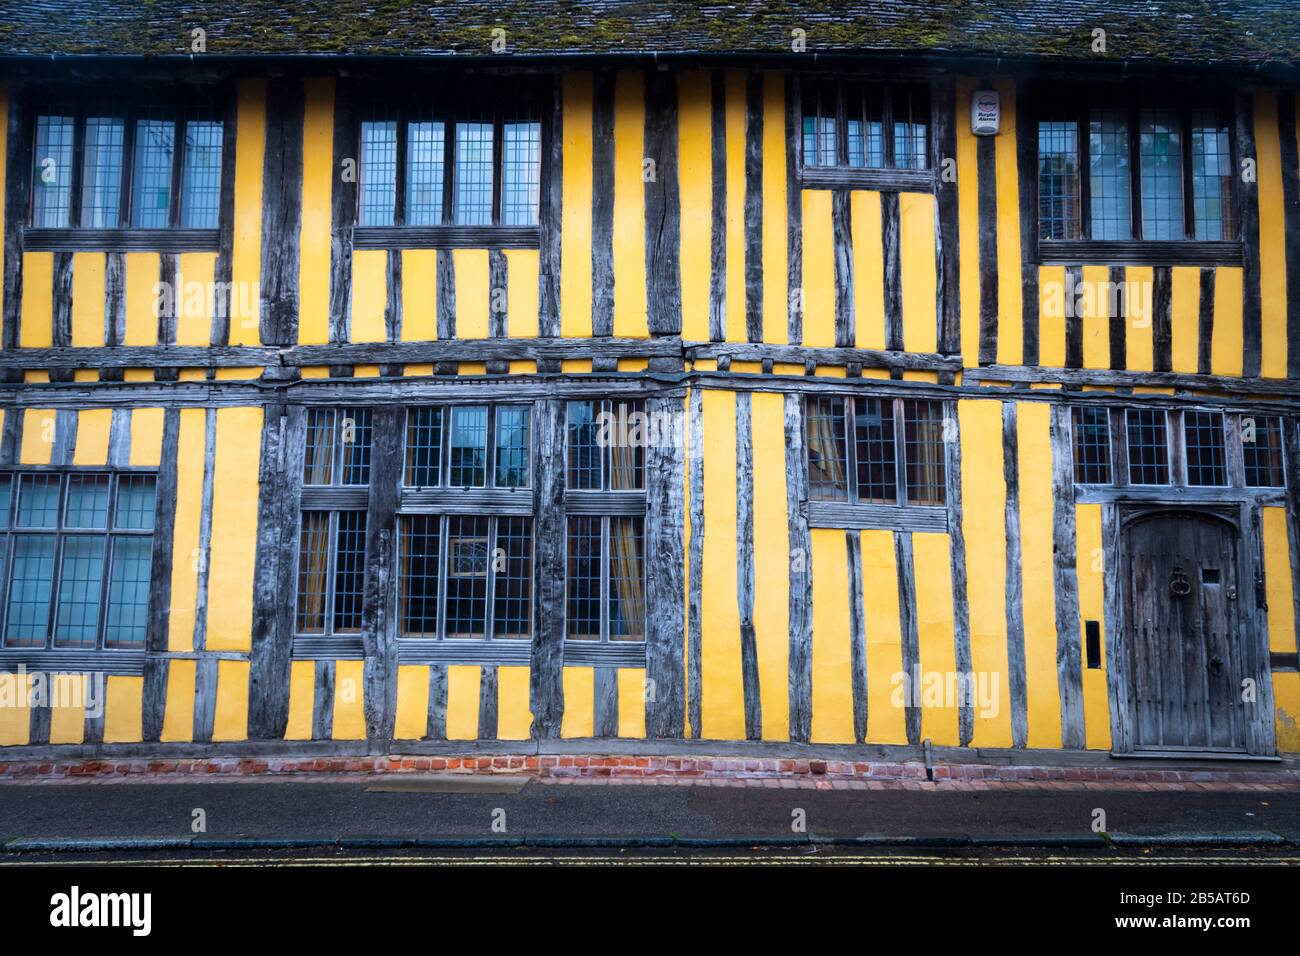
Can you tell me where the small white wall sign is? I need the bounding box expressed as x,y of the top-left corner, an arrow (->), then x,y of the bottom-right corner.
971,90 -> 1000,136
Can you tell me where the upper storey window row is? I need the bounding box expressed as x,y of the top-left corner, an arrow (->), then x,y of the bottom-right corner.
357,91 -> 542,228
1038,105 -> 1234,242
31,105 -> 224,231
801,80 -> 930,171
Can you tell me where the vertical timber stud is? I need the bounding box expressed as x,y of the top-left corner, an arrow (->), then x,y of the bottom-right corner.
1049,404 -> 1087,748
1197,267 -> 1216,375
687,388 -> 704,737
735,392 -> 761,739
1001,402 -> 1029,748
881,192 -> 904,352
50,253 -> 73,384
644,392 -> 687,737
1065,265 -> 1084,369
644,69 -> 683,338
591,71 -> 616,338
895,531 -> 922,745
976,93 -> 999,366
784,394 -> 813,743
744,71 -> 764,343
249,405 -> 306,739
785,73 -> 803,344
846,530 -> 869,744
709,70 -> 728,343
328,79 -> 357,348
1236,89 -> 1263,378
212,85 -> 239,348
1,82 -> 30,372
1279,93 -> 1300,378
1108,265 -> 1126,370
142,409 -> 181,742
530,399 -> 566,737
361,406 -> 403,751
1152,266 -> 1173,373
1101,502 -> 1133,753
1015,82 -> 1039,366
1284,420 -> 1300,659
933,77 -> 961,357
832,190 -> 855,347
260,78 -> 305,348
944,400 -> 974,745
538,73 -> 563,341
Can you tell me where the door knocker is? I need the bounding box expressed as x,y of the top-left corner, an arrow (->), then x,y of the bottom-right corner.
1169,566 -> 1191,597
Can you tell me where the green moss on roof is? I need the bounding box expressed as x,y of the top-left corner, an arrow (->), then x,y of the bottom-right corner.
0,0 -> 1294,64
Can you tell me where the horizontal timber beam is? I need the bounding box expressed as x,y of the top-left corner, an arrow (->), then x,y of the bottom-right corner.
966,364 -> 1300,398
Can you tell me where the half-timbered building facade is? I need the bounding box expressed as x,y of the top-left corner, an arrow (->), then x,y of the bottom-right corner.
0,1 -> 1298,762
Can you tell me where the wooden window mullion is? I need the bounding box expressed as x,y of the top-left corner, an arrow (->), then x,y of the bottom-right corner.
1077,108 -> 1092,240
599,515 -> 611,644
491,104 -> 504,226
169,114 -> 187,229
436,513 -> 450,640
441,103 -> 455,226
893,398 -> 908,506
882,84 -> 896,170
44,477 -> 68,650
1168,408 -> 1186,487
1180,109 -> 1196,240
68,110 -> 86,228
119,108 -> 136,228
1128,105 -> 1143,241
393,107 -> 408,227
95,474 -> 121,650
484,516 -> 498,640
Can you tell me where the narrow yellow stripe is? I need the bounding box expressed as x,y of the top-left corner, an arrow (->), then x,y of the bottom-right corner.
860,529 -> 906,744
48,673 -> 86,744
762,72 -> 789,345
1124,266 -> 1154,372
400,249 -> 437,341
956,79 -> 981,366
1263,507 -> 1296,653
560,73 -> 593,337
1212,266 -> 1244,376
1075,503 -> 1110,749
299,77 -> 335,345
71,252 -> 105,347
176,253 -> 216,346
993,79 -> 1022,365
123,252 -> 160,346
1038,265 -> 1066,367
331,659 -> 367,740
959,400 -> 1012,747
19,251 -> 53,347
73,408 -> 111,465
1276,671 -> 1300,752
445,665 -> 481,740
20,409 -> 55,464
212,659 -> 250,741
350,249 -> 388,343
206,407 -> 262,651
751,392 -> 790,739
103,675 -> 144,743
497,665 -> 532,740
453,248 -> 490,339
504,249 -> 539,337
900,191 -> 938,353
913,532 -> 958,745
851,191 -> 885,350
1256,92 -> 1287,379
801,190 -> 835,347
616,668 -> 647,738
130,407 -> 164,466
169,408 -> 205,651
561,667 -> 594,738
724,69 -> 747,343
811,528 -> 854,743
1080,265 -> 1111,369
1018,402 -> 1062,748
1170,266 -> 1200,373
0,674 -> 30,744
285,660 -> 316,740
678,70 -> 712,342
161,659 -> 197,742
230,78 -> 266,345
394,665 -> 429,740
700,390 -> 744,739
613,70 -> 648,338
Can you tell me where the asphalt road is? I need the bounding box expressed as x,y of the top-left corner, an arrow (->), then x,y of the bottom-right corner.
0,777 -> 1295,848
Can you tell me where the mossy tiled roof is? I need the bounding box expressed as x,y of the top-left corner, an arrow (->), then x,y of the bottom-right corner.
0,1 -> 1295,65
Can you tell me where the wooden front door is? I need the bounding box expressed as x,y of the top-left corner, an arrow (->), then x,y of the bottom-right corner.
1121,510 -> 1249,753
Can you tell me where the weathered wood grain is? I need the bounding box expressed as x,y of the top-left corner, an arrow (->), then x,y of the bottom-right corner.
1050,403 -> 1087,748
1002,401 -> 1028,748
260,78 -> 305,347
687,387 -> 704,738
644,392 -> 686,737
735,391 -> 761,739
785,393 -> 813,743
895,531 -> 922,746
744,71 -> 764,343
591,70 -> 616,339
644,69 -> 683,337
1236,90 -> 1263,379
529,399 -> 566,738
846,530 -> 868,744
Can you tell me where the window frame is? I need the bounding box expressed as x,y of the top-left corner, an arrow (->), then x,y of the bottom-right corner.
0,468 -> 158,656
22,88 -> 231,252
395,402 -> 536,652
1069,405 -> 1288,495
1031,85 -> 1242,266
563,399 -> 648,650
350,81 -> 547,251
795,74 -> 937,192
